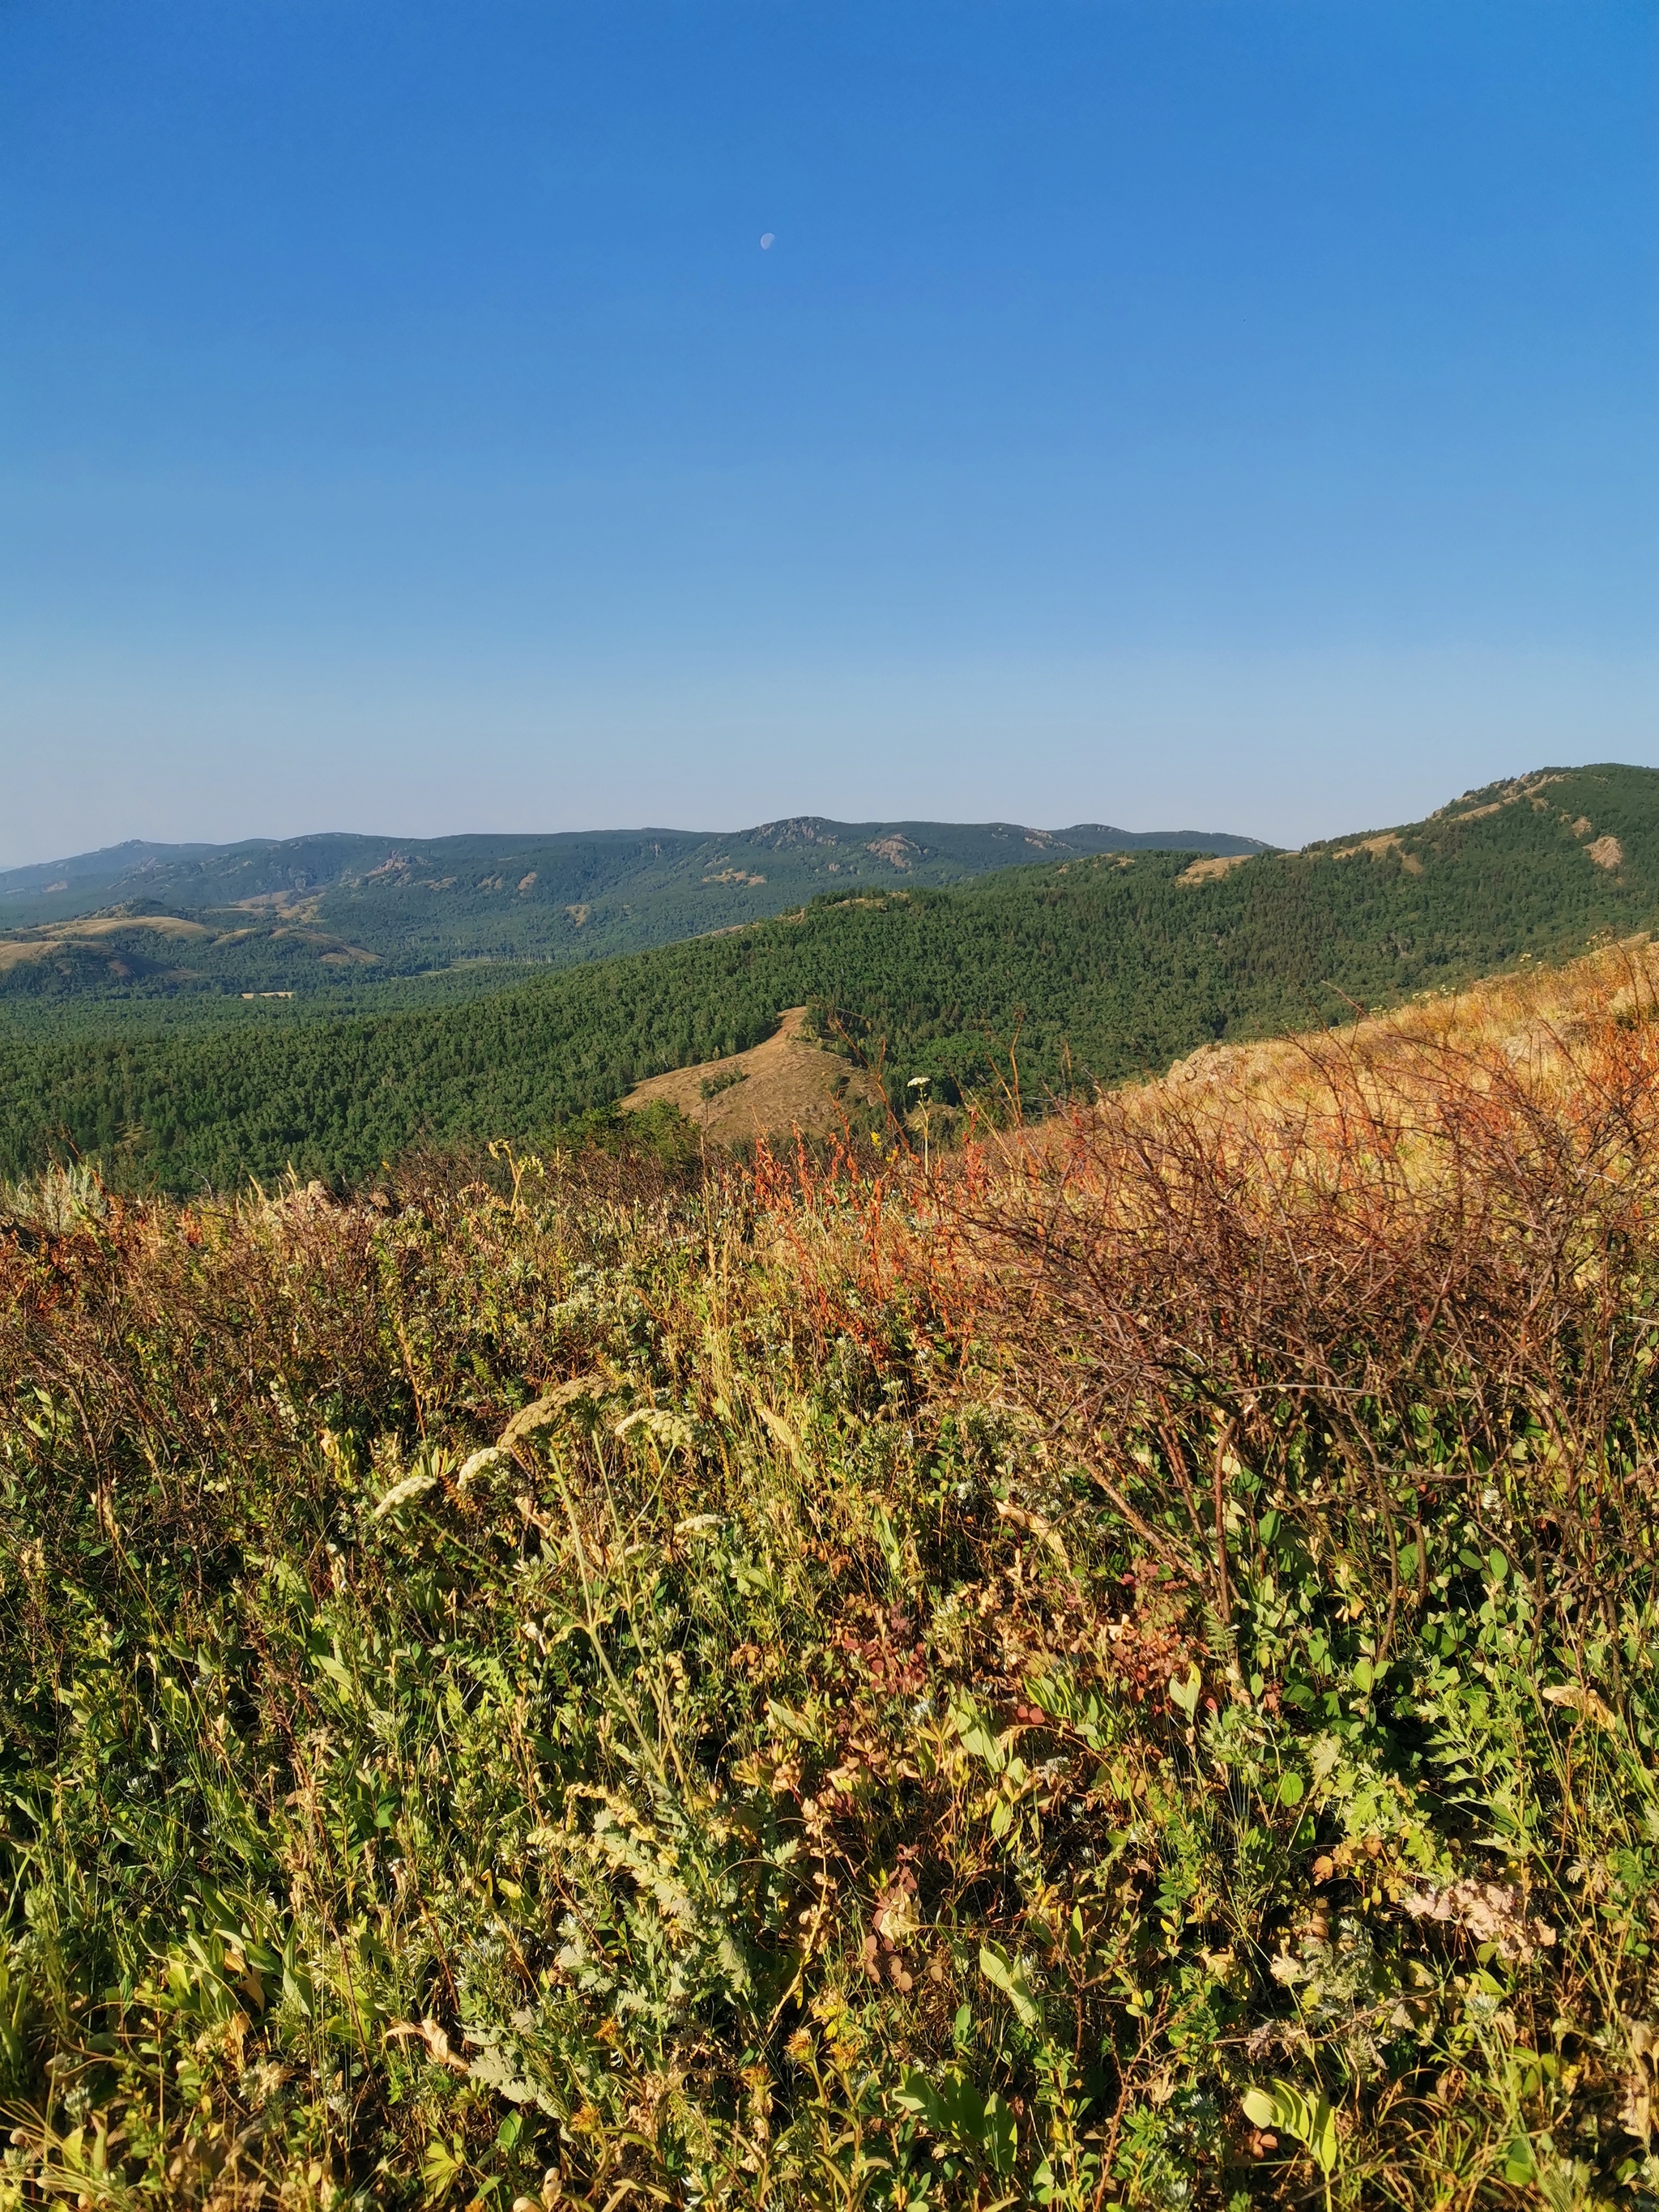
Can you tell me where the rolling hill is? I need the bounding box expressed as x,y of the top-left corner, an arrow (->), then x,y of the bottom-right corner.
2,764 -> 1655,1191
0,815 -> 1267,1005
7,903 -> 1659,2208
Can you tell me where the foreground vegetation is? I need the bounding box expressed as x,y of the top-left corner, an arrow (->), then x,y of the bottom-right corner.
6,944 -> 1659,2206
2,764 -> 1656,1191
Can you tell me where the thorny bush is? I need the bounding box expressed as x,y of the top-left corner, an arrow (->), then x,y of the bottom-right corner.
6,968 -> 1659,2207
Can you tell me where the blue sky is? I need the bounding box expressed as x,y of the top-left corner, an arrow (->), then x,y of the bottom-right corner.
2,0 -> 1654,863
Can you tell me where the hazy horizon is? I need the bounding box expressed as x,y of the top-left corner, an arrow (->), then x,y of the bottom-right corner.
4,2 -> 1654,867
3,803 -> 1284,880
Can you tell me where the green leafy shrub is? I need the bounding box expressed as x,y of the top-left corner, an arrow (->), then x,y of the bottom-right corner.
4,970 -> 1659,2204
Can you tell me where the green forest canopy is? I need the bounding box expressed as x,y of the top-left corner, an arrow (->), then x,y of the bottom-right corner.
2,765 -> 1655,1191
0,814 -> 1266,999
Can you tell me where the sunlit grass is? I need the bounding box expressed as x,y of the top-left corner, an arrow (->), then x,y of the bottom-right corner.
5,944 -> 1659,2205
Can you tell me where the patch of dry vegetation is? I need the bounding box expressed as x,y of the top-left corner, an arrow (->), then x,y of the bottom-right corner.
1329,834 -> 1423,876
1174,854 -> 1254,886
621,1006 -> 885,1143
1132,933 -> 1659,1110
0,914 -> 217,971
5,950 -> 1659,2205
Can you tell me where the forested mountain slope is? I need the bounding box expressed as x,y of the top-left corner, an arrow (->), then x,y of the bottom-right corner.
0,815 -> 1265,998
2,764 -> 1654,1190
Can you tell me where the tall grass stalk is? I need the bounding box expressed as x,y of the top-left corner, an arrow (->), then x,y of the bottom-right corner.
4,970 -> 1659,2205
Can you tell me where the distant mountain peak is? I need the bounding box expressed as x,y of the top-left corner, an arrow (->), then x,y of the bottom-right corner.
748,818 -> 843,848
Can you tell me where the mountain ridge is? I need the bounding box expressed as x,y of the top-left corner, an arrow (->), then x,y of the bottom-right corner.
3,761 -> 1657,1190
0,813 -> 1268,909
0,815 -> 1271,1004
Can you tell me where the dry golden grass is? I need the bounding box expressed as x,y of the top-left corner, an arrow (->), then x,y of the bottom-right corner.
8,939 -> 1659,2206
0,913 -> 215,970
0,909 -> 380,979
227,889 -> 326,918
619,1004 -> 885,1140
1331,832 -> 1423,874
1138,930 -> 1657,1113
959,934 -> 1659,1282
0,940 -> 59,973
1174,851 -> 1255,885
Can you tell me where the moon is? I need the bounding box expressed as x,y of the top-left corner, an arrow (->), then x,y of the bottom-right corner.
759,232 -> 775,249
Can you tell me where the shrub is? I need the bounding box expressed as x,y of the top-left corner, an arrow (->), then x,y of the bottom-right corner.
4,959 -> 1659,2206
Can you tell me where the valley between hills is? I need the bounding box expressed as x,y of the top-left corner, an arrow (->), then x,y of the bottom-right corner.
0,762 -> 1654,1191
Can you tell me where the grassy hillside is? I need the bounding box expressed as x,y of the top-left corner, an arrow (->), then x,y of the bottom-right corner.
5,951 -> 1659,2206
1,765 -> 1654,1192
0,816 -> 1267,1002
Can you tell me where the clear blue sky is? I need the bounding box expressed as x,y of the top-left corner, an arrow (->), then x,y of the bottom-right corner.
2,1 -> 1654,863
